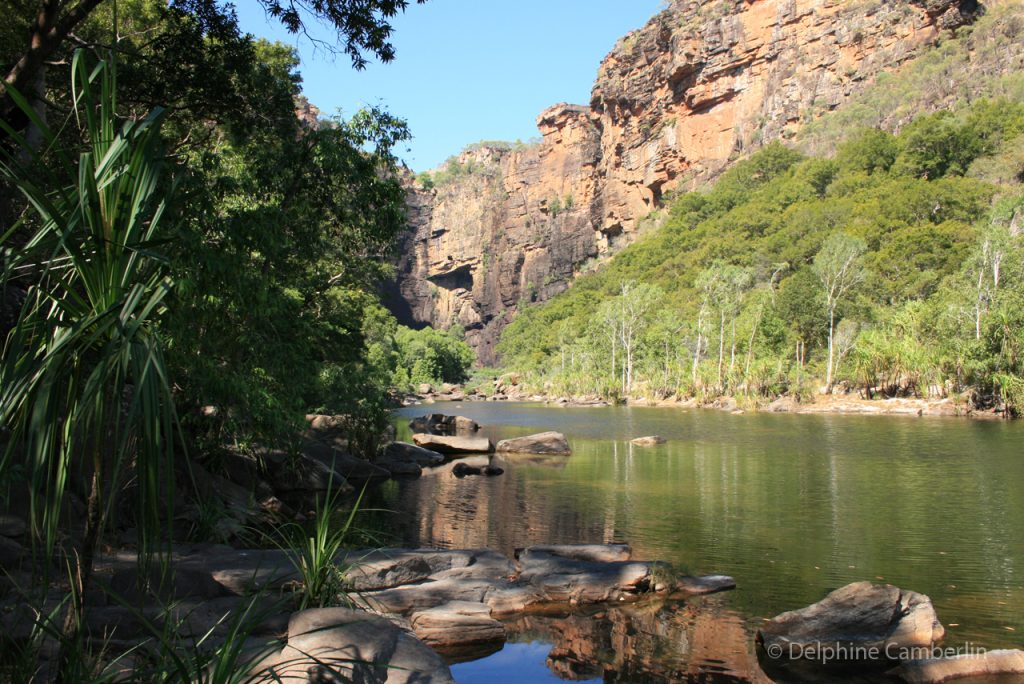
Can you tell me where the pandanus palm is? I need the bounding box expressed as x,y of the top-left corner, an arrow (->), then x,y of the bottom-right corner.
0,50 -> 178,645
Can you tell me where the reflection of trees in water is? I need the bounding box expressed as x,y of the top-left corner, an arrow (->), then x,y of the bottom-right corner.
503,597 -> 771,683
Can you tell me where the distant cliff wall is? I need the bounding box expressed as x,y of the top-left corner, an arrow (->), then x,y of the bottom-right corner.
388,0 -> 981,364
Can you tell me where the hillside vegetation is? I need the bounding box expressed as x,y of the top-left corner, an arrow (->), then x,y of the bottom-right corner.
498,100 -> 1024,412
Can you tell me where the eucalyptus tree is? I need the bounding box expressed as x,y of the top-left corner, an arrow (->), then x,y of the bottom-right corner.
813,233 -> 867,390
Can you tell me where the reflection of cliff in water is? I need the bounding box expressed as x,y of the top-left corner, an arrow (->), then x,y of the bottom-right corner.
502,596 -> 771,683
371,451 -> 622,555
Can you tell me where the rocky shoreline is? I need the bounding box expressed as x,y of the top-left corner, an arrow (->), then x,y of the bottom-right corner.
405,378 -> 1009,421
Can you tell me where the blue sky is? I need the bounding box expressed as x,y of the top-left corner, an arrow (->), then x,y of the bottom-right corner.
234,0 -> 664,171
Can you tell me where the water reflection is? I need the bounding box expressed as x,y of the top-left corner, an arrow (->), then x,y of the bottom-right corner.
372,403 -> 1024,682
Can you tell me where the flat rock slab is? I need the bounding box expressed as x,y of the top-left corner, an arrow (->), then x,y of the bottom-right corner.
410,601 -> 505,649
412,433 -> 493,454
631,435 -> 667,446
381,441 -> 445,466
495,431 -> 571,455
758,582 -> 945,662
252,607 -> 454,683
342,548 -> 514,592
516,544 -> 632,563
895,649 -> 1024,682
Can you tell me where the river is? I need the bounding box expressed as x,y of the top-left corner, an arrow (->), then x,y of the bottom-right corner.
370,402 -> 1024,682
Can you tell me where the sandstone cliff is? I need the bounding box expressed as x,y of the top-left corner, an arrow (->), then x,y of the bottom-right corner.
388,0 -> 982,364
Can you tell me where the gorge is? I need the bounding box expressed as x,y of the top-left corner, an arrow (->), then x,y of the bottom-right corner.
388,0 -> 987,363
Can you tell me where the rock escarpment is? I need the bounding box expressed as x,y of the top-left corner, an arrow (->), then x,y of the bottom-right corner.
389,0 -> 982,363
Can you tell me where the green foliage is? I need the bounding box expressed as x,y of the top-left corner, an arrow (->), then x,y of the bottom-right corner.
499,101 -> 1024,408
363,305 -> 474,389
271,486 -> 364,610
0,51 -> 177,567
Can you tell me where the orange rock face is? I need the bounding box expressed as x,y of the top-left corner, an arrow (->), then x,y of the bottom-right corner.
388,0 -> 979,363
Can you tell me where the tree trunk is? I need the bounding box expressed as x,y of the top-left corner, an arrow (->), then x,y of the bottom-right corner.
826,307 -> 835,390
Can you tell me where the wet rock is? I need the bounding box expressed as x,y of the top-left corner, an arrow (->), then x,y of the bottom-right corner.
894,649 -> 1024,682
452,462 -> 482,477
757,582 -> 945,662
381,441 -> 445,466
410,601 -> 505,650
495,431 -> 571,455
252,607 -> 454,683
630,435 -> 666,446
409,413 -> 479,436
412,433 -> 492,454
483,466 -> 504,476
674,574 -> 737,595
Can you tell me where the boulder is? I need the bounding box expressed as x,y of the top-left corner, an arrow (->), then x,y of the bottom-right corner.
757,582 -> 945,662
630,435 -> 666,446
381,441 -> 445,466
408,413 -> 480,435
0,535 -> 26,568
495,431 -> 571,455
265,452 -> 353,495
894,649 -> 1024,683
410,601 -> 505,650
0,514 -> 27,538
412,434 -> 492,454
252,607 -> 454,683
378,460 -> 422,478
302,442 -> 389,481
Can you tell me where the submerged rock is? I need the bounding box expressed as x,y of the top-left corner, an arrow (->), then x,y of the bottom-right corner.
630,435 -> 666,446
452,462 -> 482,477
894,649 -> 1024,683
412,433 -> 493,454
757,582 -> 945,663
495,431 -> 571,455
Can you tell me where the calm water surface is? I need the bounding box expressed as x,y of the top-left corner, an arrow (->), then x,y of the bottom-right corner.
370,402 -> 1024,682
